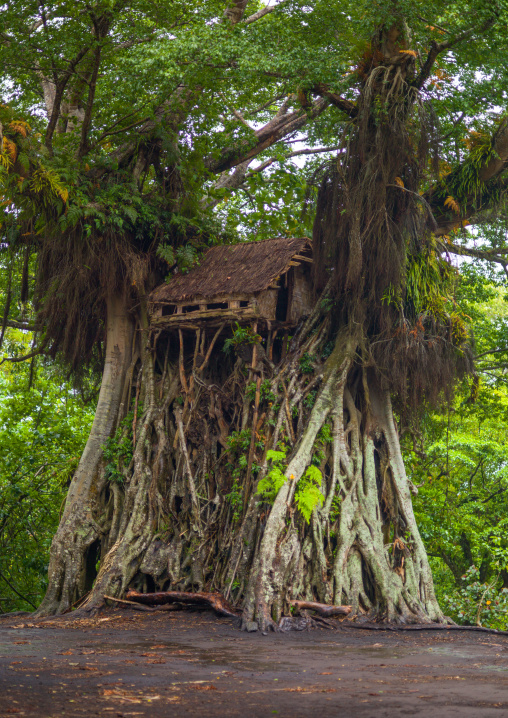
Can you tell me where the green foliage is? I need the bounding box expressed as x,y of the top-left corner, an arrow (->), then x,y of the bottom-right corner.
303,390 -> 317,409
157,242 -> 200,280
382,244 -> 470,346
246,379 -> 276,404
266,449 -> 287,463
225,429 -> 262,521
310,422 -> 333,466
256,449 -> 288,504
299,352 -> 316,374
226,429 -> 252,454
317,423 -> 333,444
405,250 -> 456,318
321,341 -> 335,360
409,267 -> 508,628
435,137 -> 502,219
330,493 -> 342,522
102,409 -> 141,485
256,448 -> 324,522
175,244 -> 199,274
156,244 -> 175,266
225,476 -> 243,522
294,465 -> 324,523
223,323 -> 262,354
442,566 -> 508,629
256,466 -> 287,505
0,329 -> 93,612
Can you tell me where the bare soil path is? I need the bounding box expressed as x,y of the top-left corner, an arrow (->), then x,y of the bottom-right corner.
1,608 -> 508,717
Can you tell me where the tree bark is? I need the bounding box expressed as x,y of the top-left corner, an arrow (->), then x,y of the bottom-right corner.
36,294 -> 133,615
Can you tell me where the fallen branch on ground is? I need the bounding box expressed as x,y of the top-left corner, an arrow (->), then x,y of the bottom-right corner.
104,594 -> 181,612
125,589 -> 241,619
290,600 -> 352,617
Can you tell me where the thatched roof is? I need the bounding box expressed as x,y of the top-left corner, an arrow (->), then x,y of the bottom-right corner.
151,237 -> 311,303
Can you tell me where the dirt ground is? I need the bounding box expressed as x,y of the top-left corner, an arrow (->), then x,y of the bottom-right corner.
1,608 -> 508,717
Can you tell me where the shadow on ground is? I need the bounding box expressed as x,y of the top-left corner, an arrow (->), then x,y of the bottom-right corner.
1,608 -> 508,717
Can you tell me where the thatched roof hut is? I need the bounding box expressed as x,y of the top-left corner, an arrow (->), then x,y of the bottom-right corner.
150,237 -> 313,330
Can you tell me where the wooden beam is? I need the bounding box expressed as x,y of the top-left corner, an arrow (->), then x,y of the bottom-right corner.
151,306 -> 261,326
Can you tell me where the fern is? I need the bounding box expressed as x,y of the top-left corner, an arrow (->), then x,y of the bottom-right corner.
266,449 -> 286,463
256,447 -> 287,504
17,152 -> 29,172
157,243 -> 175,265
2,137 -> 17,163
256,466 -> 286,504
8,120 -> 31,137
29,164 -> 69,206
123,205 -> 138,224
295,465 -> 324,522
223,322 -> 262,353
176,244 -> 197,272
444,195 -> 460,214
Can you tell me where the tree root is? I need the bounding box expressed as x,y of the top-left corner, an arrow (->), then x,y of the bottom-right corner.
278,616 -> 314,632
311,615 -> 337,630
290,600 -> 352,617
126,589 -> 241,619
339,622 -> 508,636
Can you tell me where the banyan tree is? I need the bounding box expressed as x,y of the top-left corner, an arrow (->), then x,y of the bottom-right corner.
2,0 -> 508,630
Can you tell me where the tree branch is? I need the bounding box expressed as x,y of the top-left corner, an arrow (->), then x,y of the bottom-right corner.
44,46 -> 91,153
244,4 -> 277,25
312,84 -> 357,117
205,98 -> 329,173
89,84 -> 196,179
427,117 -> 508,235
246,93 -> 286,117
113,32 -> 157,51
245,145 -> 343,177
439,241 -> 508,266
0,346 -> 45,366
414,16 -> 497,90
78,45 -> 102,158
5,320 -> 37,332
475,346 -> 508,360
482,487 -> 508,504
0,570 -> 37,610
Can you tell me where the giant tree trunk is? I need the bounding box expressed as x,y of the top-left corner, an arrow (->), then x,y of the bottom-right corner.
36,294 -> 133,615
37,294 -> 444,627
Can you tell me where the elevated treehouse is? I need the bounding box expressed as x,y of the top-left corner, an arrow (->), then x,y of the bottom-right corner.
150,236 -> 314,345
